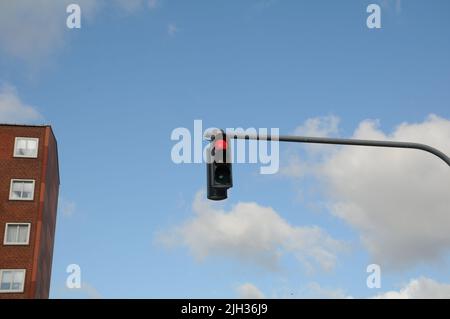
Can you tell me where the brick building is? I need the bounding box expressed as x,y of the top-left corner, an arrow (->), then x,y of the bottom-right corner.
0,124 -> 59,299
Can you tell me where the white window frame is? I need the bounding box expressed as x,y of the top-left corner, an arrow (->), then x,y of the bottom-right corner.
9,179 -> 36,201
3,223 -> 31,245
0,269 -> 26,293
13,137 -> 39,158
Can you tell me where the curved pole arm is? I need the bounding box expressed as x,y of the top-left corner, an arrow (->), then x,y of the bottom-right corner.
206,131 -> 450,167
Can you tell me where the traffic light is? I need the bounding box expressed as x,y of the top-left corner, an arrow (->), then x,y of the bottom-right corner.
207,130 -> 233,200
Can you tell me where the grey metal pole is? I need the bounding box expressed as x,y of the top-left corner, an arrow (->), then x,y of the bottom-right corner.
216,132 -> 450,167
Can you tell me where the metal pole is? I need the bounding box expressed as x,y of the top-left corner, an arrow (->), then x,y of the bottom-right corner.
213,131 -> 450,167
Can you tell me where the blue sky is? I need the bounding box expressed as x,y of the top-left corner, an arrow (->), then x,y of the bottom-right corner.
1,0 -> 450,298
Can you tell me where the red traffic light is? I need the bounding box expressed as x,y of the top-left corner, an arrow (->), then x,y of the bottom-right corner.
215,139 -> 228,151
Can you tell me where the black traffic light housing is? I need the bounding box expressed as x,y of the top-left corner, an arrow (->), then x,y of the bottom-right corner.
207,130 -> 233,200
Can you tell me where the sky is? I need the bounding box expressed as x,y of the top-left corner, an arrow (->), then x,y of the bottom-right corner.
1,0 -> 450,298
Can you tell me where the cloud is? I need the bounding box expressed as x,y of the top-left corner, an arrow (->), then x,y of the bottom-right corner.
235,282 -> 349,299
234,277 -> 450,299
254,0 -> 279,11
0,84 -> 43,124
381,0 -> 402,14
299,277 -> 450,299
148,0 -> 160,10
236,283 -> 265,299
0,0 -> 160,63
283,115 -> 450,269
114,0 -> 143,13
79,282 -> 102,299
292,115 -> 341,156
395,0 -> 402,13
114,0 -> 161,12
0,0 -> 98,63
156,191 -> 345,272
168,23 -> 179,37
294,115 -> 340,138
59,198 -> 76,217
374,277 -> 450,299
305,282 -> 351,299
54,282 -> 102,299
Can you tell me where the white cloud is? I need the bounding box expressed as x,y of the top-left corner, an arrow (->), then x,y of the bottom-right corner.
396,0 -> 402,13
59,198 -> 76,217
305,282 -> 351,299
114,0 -> 161,12
80,282 -> 102,299
235,282 -> 350,299
0,84 -> 42,124
234,277 -> 450,299
168,23 -> 179,37
54,282 -> 102,299
292,115 -> 341,156
148,0 -> 160,10
381,0 -> 402,14
254,0 -> 279,11
0,0 -> 98,62
0,0 -> 160,63
374,277 -> 450,299
236,283 -> 265,299
156,191 -> 345,272
283,115 -> 450,269
114,0 -> 143,13
294,115 -> 340,138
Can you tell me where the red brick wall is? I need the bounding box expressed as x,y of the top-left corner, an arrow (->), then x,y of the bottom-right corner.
0,125 -> 59,299
33,128 -> 60,299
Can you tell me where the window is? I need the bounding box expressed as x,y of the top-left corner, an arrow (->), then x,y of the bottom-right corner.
4,223 -> 31,245
9,180 -> 35,201
14,137 -> 39,158
0,270 -> 26,293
